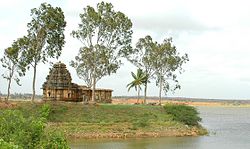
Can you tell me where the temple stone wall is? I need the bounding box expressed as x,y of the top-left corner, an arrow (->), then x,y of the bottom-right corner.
42,62 -> 112,103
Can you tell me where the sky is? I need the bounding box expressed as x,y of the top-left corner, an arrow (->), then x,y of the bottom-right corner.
1,0 -> 250,99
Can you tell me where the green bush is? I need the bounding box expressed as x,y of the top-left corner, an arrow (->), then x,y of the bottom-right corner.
0,139 -> 19,149
0,105 -> 69,148
163,104 -> 201,126
39,131 -> 70,149
40,103 -> 51,120
0,110 -> 43,148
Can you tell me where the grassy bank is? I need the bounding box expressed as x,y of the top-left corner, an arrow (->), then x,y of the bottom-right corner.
0,101 -> 207,139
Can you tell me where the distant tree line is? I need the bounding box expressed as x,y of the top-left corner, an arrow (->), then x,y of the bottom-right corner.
0,93 -> 42,100
0,1 -> 188,104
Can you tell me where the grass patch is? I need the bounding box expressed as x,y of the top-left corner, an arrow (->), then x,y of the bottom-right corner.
0,101 -> 207,139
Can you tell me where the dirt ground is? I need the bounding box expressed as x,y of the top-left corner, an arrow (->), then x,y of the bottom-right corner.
0,102 -> 17,108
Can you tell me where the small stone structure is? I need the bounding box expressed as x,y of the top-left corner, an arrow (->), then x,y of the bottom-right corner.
42,62 -> 112,103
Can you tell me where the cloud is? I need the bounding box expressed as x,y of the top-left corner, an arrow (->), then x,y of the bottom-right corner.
133,14 -> 217,33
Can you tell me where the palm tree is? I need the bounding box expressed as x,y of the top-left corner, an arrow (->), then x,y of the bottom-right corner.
127,69 -> 148,104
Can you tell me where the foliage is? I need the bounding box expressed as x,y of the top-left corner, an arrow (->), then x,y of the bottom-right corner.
126,35 -> 189,104
21,3 -> 66,101
127,69 -> 148,103
40,103 -> 51,120
0,38 -> 28,101
163,104 -> 202,126
0,110 -> 44,148
38,130 -> 69,149
0,105 -> 69,148
127,69 -> 148,91
151,37 -> 189,102
0,139 -> 19,149
126,35 -> 158,103
70,1 -> 133,101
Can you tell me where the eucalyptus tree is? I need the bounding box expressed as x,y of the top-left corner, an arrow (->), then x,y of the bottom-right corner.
71,2 -> 133,102
126,35 -> 157,104
153,38 -> 189,104
127,69 -> 148,104
22,3 -> 66,102
0,38 -> 27,102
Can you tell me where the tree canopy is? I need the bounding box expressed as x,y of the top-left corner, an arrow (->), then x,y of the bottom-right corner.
21,3 -> 66,101
126,35 -> 158,103
127,69 -> 148,103
0,38 -> 28,101
127,35 -> 188,104
71,1 -> 133,102
152,38 -> 189,103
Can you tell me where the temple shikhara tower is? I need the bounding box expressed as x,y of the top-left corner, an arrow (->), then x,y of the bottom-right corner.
42,62 -> 112,103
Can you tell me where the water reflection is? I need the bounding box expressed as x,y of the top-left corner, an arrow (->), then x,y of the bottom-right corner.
70,106 -> 250,149
70,137 -> 203,149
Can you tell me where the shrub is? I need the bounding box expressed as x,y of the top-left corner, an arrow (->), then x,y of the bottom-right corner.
163,104 -> 201,126
39,131 -> 70,149
40,104 -> 51,120
0,106 -> 69,148
0,110 -> 45,148
0,139 -> 19,149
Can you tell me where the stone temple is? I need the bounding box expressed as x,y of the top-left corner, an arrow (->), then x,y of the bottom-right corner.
42,62 -> 112,103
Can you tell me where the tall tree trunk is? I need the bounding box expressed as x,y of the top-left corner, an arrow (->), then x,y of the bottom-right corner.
91,67 -> 96,103
6,67 -> 14,102
91,49 -> 96,103
32,65 -> 37,102
137,86 -> 140,104
144,82 -> 147,104
6,78 -> 12,103
92,76 -> 96,102
159,76 -> 163,105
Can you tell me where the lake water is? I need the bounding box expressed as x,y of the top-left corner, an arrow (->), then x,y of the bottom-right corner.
70,106 -> 250,149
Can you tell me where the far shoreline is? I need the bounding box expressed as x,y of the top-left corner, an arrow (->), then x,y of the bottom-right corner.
112,97 -> 250,107
2,97 -> 250,107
